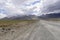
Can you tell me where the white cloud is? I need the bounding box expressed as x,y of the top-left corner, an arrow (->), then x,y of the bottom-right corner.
0,0 -> 60,18
0,13 -> 7,19
21,0 -> 40,15
0,0 -> 41,19
0,0 -> 26,17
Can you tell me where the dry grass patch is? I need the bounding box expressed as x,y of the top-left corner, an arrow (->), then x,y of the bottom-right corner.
0,20 -> 38,28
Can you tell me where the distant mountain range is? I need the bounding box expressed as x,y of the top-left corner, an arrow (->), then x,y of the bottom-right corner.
0,13 -> 60,20
1,15 -> 38,20
39,13 -> 60,19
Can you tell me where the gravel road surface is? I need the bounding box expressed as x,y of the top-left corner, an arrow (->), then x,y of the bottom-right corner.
0,20 -> 60,40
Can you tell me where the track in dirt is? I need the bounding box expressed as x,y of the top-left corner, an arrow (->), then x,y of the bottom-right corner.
0,20 -> 60,40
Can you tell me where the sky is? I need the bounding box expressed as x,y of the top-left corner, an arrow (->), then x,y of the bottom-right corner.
41,0 -> 60,15
0,0 -> 60,19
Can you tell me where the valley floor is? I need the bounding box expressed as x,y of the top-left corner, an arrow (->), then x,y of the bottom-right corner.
0,20 -> 60,40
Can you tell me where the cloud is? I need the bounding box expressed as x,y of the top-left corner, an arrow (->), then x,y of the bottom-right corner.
0,0 -> 41,19
45,1 -> 60,12
1,0 -> 60,18
0,0 -> 26,17
22,0 -> 40,15
40,0 -> 60,15
0,13 -> 7,19
0,0 -> 60,18
24,0 -> 40,6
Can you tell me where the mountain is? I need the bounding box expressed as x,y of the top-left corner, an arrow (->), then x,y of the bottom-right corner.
39,13 -> 60,19
1,15 -> 38,20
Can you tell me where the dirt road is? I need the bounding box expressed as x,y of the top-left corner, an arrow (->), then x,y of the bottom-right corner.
0,20 -> 60,40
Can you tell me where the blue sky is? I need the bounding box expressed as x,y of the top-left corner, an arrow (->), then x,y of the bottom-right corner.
0,0 -> 60,19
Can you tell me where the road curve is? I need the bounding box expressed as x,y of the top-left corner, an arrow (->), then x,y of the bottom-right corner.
0,20 -> 60,40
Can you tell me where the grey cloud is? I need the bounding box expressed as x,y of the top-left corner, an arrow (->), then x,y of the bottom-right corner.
12,0 -> 28,6
41,0 -> 60,13
47,1 -> 60,12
